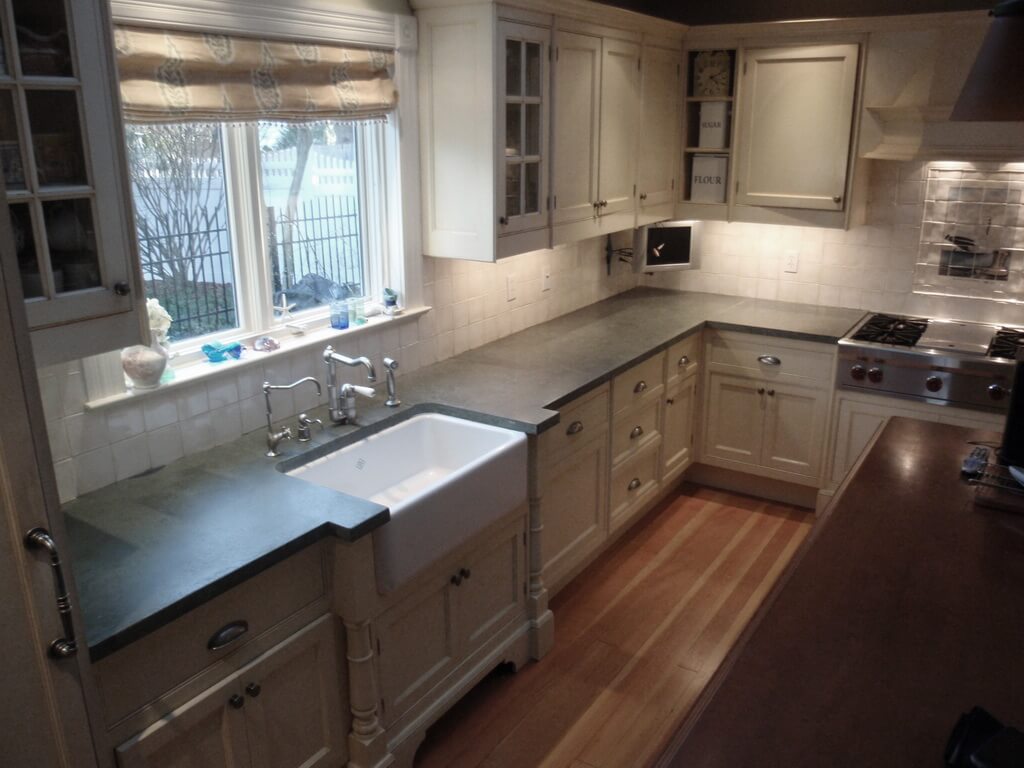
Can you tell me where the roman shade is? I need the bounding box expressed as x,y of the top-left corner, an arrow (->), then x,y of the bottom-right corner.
114,26 -> 396,123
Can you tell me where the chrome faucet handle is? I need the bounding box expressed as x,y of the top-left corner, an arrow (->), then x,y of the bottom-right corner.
296,413 -> 323,442
383,357 -> 401,407
266,426 -> 292,458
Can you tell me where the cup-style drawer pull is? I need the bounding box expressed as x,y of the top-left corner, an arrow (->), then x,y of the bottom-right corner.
678,355 -> 690,367
207,620 -> 249,651
566,420 -> 584,436
757,355 -> 781,366
627,477 -> 642,491
633,380 -> 648,394
629,425 -> 644,440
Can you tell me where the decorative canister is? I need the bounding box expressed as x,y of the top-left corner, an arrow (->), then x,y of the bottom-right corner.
121,331 -> 170,389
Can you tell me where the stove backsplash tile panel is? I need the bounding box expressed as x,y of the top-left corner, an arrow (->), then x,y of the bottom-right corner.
914,163 -> 1024,302
645,160 -> 1024,327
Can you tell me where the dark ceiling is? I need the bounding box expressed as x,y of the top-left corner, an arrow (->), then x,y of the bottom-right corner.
598,0 -> 993,26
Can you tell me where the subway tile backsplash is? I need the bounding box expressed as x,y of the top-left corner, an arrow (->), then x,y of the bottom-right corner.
40,237 -> 636,502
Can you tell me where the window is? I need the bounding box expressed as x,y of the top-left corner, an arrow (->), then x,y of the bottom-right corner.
125,118 -> 390,348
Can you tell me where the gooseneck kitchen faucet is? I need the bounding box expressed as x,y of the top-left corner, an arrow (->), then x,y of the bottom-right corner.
323,345 -> 377,424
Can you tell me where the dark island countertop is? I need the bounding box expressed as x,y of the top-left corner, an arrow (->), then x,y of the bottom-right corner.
64,287 -> 864,661
663,417 -> 1024,768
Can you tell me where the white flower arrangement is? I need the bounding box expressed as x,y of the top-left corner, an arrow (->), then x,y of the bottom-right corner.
147,298 -> 173,344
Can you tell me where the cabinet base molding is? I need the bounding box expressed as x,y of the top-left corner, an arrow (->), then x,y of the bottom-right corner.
384,625 -> 532,768
686,463 -> 818,510
529,608 -> 555,659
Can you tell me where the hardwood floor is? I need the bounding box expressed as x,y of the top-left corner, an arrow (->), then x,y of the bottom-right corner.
413,483 -> 814,768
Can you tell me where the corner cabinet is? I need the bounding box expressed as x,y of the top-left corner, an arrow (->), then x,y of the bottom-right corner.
0,0 -> 144,365
417,5 -> 553,262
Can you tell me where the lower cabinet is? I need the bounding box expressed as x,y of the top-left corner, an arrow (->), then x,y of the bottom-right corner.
374,515 -> 526,728
662,372 -> 698,482
116,615 -> 345,768
701,332 -> 834,487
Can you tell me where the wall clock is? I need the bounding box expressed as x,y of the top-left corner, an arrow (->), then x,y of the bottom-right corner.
693,50 -> 731,98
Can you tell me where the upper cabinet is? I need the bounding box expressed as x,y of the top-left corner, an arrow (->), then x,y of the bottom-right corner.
677,38 -> 866,230
550,26 -> 642,245
636,45 -> 682,226
734,44 -> 859,212
0,0 -> 144,365
415,0 -> 685,262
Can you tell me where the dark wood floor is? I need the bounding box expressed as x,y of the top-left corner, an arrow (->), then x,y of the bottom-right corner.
414,483 -> 814,768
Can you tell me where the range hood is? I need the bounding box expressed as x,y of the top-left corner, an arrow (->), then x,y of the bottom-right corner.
951,0 -> 1024,121
859,11 -> 1024,161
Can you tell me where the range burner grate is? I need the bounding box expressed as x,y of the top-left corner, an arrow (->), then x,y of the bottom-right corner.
987,327 -> 1024,360
851,314 -> 929,347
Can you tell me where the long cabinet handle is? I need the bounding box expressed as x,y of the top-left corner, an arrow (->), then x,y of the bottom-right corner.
757,355 -> 781,366
24,528 -> 78,659
566,420 -> 584,436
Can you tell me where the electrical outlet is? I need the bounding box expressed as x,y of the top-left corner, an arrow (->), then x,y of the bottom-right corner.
542,265 -> 551,292
784,251 -> 799,274
506,274 -> 516,301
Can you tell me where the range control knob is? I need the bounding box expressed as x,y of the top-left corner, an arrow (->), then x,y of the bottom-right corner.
925,375 -> 943,393
850,364 -> 867,381
867,367 -> 884,383
988,383 -> 1008,401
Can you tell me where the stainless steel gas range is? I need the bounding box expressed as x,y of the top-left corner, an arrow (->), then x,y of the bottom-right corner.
837,313 -> 1024,413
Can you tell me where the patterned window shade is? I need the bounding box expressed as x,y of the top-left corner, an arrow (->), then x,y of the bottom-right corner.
114,26 -> 397,123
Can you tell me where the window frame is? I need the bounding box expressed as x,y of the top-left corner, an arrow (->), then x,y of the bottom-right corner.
84,0 -> 421,403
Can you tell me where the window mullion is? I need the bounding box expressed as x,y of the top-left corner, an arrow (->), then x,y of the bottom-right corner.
224,123 -> 274,334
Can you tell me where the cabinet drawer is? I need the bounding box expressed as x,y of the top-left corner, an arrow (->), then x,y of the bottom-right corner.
707,331 -> 833,383
95,544 -> 326,727
609,441 -> 661,530
611,397 -> 661,466
666,332 -> 701,387
540,384 -> 609,464
612,352 -> 666,414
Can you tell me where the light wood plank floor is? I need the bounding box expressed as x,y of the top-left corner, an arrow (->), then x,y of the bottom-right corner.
414,483 -> 814,768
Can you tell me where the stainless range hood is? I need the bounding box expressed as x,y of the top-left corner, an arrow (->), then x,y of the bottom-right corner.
951,0 -> 1024,122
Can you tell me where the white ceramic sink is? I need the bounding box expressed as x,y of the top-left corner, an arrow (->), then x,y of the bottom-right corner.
287,413 -> 527,592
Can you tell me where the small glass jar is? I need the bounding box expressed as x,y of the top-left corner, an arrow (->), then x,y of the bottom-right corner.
330,300 -> 350,330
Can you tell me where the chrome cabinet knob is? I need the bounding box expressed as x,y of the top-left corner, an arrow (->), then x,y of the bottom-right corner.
566,420 -> 584,435
629,425 -> 644,440
229,694 -> 245,709
627,477 -> 641,491
245,682 -> 261,698
633,380 -> 648,394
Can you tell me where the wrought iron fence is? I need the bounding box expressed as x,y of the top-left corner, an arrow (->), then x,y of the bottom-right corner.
266,194 -> 365,311
138,194 -> 365,341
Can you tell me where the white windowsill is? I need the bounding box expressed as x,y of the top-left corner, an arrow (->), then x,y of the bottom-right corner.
84,305 -> 429,411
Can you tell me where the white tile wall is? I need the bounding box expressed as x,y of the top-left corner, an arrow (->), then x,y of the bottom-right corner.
39,237 -> 637,502
647,160 -> 1024,329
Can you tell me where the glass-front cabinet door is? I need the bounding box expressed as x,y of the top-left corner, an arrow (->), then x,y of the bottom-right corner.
0,0 -> 139,354
497,22 -> 549,237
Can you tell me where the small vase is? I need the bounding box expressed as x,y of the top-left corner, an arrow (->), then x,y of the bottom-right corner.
122,332 -> 169,390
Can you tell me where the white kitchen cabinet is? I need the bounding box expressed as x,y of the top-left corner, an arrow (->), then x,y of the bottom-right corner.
116,615 -> 346,768
374,514 -> 526,727
417,5 -> 552,262
702,331 -> 834,487
734,43 -> 859,212
662,373 -> 698,482
828,390 -> 1004,486
1,0 -> 144,364
551,27 -> 641,244
636,45 -> 682,225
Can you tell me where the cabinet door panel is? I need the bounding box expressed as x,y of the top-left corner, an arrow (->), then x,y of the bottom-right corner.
376,577 -> 456,725
457,520 -> 525,655
116,675 -> 249,768
735,44 -> 858,211
242,616 -> 346,768
540,440 -> 608,591
598,38 -> 641,216
663,375 -> 697,481
637,46 -> 681,214
762,381 -> 828,479
551,31 -> 601,225
831,397 -> 892,485
703,372 -> 764,466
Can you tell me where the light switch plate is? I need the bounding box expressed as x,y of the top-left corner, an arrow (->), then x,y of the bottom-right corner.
784,251 -> 799,274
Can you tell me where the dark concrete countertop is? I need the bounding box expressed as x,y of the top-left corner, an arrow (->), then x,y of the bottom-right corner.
64,287 -> 864,661
664,417 -> 1024,767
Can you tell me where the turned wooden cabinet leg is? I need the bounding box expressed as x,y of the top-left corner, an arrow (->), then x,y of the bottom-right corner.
344,619 -> 393,768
